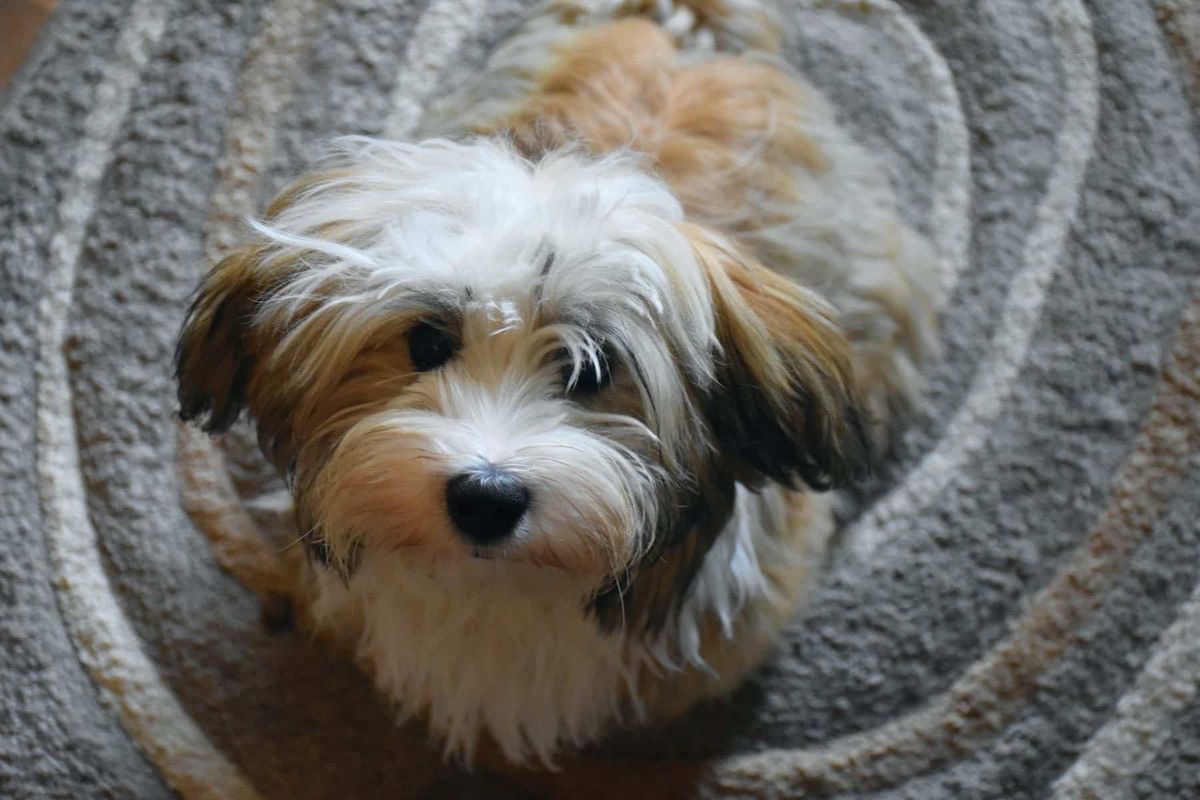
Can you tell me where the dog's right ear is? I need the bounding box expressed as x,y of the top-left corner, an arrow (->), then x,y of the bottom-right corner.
175,244 -> 268,435
684,224 -> 873,492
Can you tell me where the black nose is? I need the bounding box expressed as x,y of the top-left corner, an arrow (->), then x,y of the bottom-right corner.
445,467 -> 530,545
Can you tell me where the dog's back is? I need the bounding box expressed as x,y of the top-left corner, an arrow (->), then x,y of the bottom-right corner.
424,0 -> 938,447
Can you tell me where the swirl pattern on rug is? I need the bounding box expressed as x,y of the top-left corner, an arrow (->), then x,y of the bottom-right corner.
2,0 -> 1199,797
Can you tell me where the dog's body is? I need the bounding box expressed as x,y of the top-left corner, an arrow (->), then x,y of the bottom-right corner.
176,0 -> 936,766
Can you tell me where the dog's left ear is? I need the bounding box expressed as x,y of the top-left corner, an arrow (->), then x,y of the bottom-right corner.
175,244 -> 270,435
686,225 -> 873,491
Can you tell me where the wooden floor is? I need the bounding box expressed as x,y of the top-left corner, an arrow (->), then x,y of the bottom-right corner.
1,0 -> 57,89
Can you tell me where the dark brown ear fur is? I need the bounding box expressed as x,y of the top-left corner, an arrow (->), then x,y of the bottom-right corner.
690,224 -> 873,492
175,243 -> 303,469
174,246 -> 270,435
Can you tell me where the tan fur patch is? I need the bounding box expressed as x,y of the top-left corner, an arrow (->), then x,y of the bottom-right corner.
484,20 -> 826,232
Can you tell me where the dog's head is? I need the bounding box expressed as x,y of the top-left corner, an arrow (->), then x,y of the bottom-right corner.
176,138 -> 870,632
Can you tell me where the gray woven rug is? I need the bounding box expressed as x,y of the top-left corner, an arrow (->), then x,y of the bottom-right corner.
3,1 -> 1200,797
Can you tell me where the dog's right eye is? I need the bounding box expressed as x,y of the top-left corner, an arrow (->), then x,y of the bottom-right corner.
561,345 -> 614,397
408,322 -> 458,372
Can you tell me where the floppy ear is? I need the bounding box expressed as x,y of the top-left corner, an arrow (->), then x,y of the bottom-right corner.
588,230 -> 874,635
175,169 -> 353,448
174,245 -> 270,435
686,225 -> 873,491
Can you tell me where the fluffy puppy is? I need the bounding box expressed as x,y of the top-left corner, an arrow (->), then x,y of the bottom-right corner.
176,0 -> 937,766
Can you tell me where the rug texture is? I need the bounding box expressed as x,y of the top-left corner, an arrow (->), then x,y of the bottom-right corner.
3,0 -> 1200,798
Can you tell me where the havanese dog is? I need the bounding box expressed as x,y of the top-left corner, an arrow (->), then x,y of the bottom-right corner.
176,0 -> 936,767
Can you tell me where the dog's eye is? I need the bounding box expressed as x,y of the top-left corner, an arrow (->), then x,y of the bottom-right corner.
562,346 -> 613,396
408,321 -> 458,372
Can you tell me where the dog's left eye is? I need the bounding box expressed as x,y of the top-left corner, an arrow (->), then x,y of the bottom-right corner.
561,346 -> 613,396
408,321 -> 458,372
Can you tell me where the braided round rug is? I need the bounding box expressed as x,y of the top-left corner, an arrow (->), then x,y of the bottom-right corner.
3,1 -> 1199,797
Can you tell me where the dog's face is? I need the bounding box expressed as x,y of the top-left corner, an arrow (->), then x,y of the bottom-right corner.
177,138 -> 869,632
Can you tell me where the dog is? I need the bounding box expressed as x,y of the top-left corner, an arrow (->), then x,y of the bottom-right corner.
175,0 -> 937,767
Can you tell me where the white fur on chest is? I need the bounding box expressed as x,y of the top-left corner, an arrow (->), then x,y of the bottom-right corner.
307,486 -> 807,765
309,553 -> 640,765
